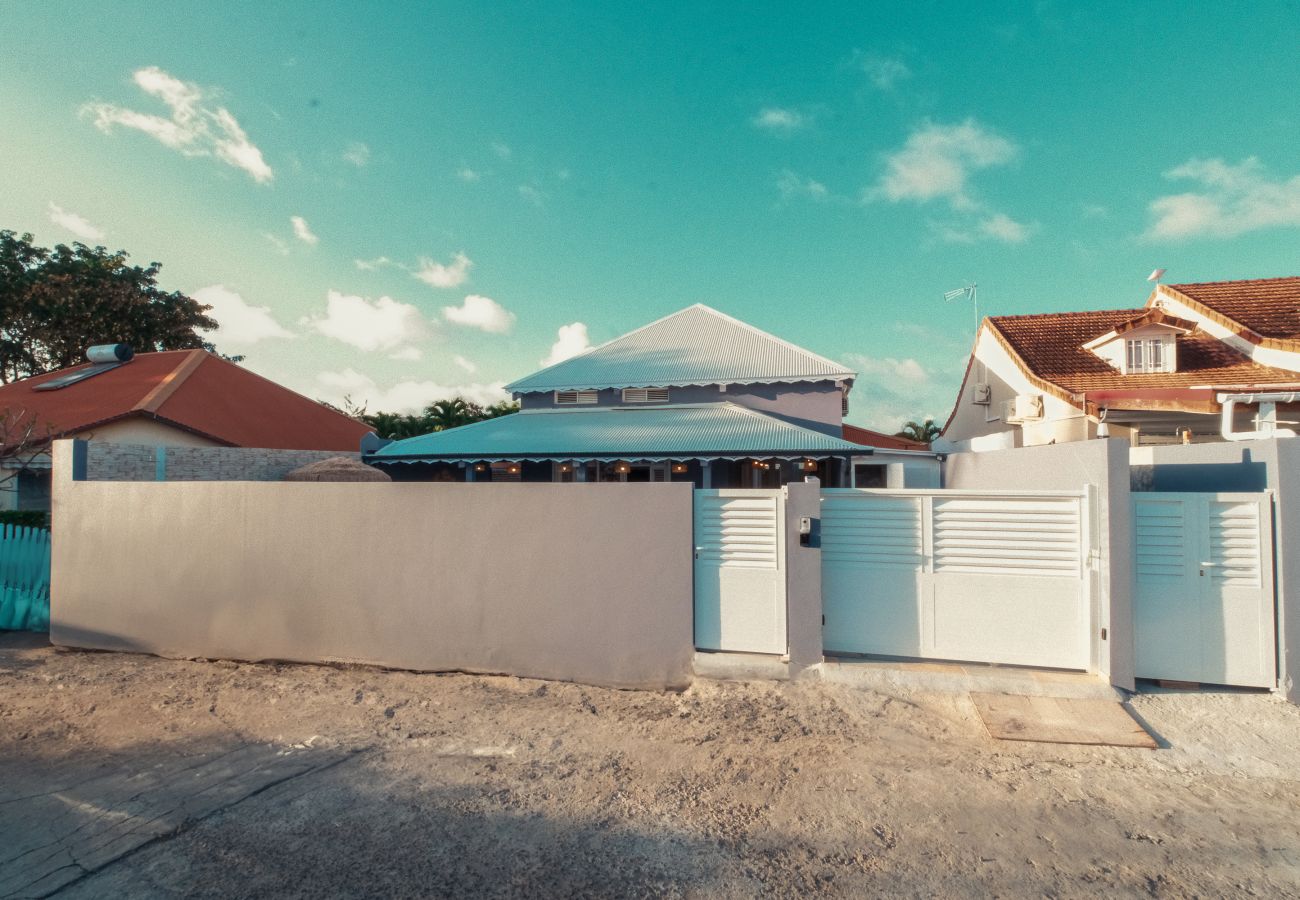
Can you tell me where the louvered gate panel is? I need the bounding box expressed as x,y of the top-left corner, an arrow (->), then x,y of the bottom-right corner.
821,489 -> 1090,670
1134,492 -> 1275,688
693,490 -> 786,654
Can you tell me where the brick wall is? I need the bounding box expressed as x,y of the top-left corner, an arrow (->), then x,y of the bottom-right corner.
85,442 -> 361,482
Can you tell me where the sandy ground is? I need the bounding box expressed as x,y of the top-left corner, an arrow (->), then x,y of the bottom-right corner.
2,634 -> 1300,898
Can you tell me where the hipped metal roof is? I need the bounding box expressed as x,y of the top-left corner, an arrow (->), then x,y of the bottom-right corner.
505,304 -> 857,393
368,403 -> 866,464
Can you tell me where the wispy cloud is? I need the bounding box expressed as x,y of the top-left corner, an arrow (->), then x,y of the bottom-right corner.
263,233 -> 290,255
518,184 -> 546,206
413,252 -> 472,288
343,142 -> 370,167
290,215 -> 318,245
843,352 -> 944,431
1144,157 -> 1300,240
872,119 -> 1028,244
195,284 -> 293,344
456,167 -> 482,182
453,354 -> 477,374
492,141 -> 512,160
316,368 -> 509,414
82,66 -> 272,183
305,290 -> 430,358
443,294 -> 516,334
752,107 -> 810,134
776,170 -> 829,202
854,51 -> 911,91
46,202 -> 104,242
540,322 -> 591,367
874,119 -> 1017,209
354,256 -> 392,271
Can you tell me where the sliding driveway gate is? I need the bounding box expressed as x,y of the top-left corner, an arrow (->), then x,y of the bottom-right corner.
821,489 -> 1094,670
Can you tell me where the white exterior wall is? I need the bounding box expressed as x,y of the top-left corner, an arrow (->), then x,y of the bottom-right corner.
75,417 -> 223,448
1155,293 -> 1300,373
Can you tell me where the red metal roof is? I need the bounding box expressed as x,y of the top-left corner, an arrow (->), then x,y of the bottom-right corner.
842,423 -> 929,451
0,350 -> 372,451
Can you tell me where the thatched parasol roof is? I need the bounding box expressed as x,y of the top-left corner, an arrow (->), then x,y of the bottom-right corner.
283,456 -> 391,482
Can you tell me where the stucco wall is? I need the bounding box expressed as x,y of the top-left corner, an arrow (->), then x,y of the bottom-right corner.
518,381 -> 845,436
50,442 -> 695,689
943,439 -> 1134,689
77,417 -> 223,448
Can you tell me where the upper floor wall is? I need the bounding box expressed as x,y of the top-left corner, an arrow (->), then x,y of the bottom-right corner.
517,380 -> 846,437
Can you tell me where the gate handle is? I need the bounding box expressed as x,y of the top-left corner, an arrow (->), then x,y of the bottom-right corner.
1199,562 -> 1220,567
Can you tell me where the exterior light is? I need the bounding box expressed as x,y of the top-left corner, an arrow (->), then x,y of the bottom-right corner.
672,463 -> 687,473
560,464 -> 571,472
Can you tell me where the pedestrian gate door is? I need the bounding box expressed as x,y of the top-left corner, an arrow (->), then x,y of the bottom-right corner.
694,489 -> 787,654
1133,492 -> 1276,688
821,489 -> 1092,670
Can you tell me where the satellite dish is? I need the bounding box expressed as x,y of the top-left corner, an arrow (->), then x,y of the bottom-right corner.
1147,268 -> 1166,283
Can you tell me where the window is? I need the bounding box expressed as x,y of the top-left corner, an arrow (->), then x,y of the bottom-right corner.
841,391 -> 849,417
622,387 -> 669,403
1125,338 -> 1171,374
555,390 -> 598,405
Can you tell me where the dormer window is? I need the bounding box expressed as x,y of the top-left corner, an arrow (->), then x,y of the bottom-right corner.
555,390 -> 598,405
622,387 -> 669,403
1125,338 -> 1170,374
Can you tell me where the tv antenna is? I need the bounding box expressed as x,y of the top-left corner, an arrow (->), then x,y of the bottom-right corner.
943,283 -> 979,331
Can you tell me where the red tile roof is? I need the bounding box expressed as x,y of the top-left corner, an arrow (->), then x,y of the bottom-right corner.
987,309 -> 1300,398
842,423 -> 929,451
1161,277 -> 1300,342
0,350 -> 372,451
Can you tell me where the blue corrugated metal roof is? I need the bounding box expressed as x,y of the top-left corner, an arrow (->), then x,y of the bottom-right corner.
369,403 -> 865,463
505,304 -> 856,393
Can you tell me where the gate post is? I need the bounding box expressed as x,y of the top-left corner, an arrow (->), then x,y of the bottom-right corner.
784,477 -> 823,673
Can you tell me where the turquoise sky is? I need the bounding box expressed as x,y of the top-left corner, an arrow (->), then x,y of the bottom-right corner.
2,2 -> 1297,428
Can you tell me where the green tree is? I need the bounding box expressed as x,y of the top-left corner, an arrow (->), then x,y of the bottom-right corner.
361,396 -> 519,439
896,418 -> 941,444
0,230 -> 218,383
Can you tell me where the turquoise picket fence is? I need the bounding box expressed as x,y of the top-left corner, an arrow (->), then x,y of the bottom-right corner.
0,524 -> 51,631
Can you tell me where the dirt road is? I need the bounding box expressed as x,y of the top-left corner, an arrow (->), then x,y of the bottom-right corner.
2,633 -> 1299,898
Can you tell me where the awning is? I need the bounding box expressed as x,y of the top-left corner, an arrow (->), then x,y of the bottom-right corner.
367,402 -> 866,464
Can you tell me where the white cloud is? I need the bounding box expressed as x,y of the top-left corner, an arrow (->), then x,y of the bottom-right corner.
413,252 -> 472,288
752,107 -> 809,133
194,284 -> 293,344
343,142 -> 370,167
305,290 -> 429,355
354,256 -> 392,271
492,141 -> 512,160
1145,157 -> 1300,240
846,354 -> 930,384
456,167 -> 482,182
316,368 -> 509,414
388,346 -> 423,361
875,119 -> 1017,208
453,354 -> 477,374
46,202 -> 104,242
290,215 -> 319,245
82,66 -> 273,183
776,170 -> 829,202
263,233 -> 290,255
978,213 -> 1031,243
442,294 -> 516,334
518,184 -> 546,206
856,52 -> 911,91
540,322 -> 591,367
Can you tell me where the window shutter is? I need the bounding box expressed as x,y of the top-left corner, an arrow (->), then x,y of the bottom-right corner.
555,390 -> 598,405
622,387 -> 669,403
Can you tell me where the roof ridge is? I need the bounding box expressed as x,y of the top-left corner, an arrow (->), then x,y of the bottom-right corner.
133,348 -> 207,413
686,304 -> 856,379
989,308 -> 1147,322
1169,276 -> 1300,288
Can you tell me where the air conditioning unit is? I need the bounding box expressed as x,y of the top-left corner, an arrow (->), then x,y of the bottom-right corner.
971,383 -> 991,405
1001,394 -> 1043,424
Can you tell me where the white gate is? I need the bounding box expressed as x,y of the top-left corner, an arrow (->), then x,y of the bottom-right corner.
822,489 -> 1092,670
693,489 -> 787,654
1134,492 -> 1276,688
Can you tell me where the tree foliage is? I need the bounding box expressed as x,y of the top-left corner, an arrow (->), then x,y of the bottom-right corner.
896,418 -> 941,444
359,396 -> 520,440
0,230 -> 218,383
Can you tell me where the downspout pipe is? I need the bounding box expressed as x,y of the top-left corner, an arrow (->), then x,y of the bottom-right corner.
1217,392 -> 1300,441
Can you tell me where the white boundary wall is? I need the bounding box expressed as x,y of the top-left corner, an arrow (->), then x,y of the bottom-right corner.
50,442 -> 695,690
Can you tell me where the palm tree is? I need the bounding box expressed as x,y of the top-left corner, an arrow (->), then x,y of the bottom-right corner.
896,418 -> 941,444
425,398 -> 473,431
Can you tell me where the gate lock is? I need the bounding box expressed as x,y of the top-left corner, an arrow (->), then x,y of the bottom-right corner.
799,516 -> 820,548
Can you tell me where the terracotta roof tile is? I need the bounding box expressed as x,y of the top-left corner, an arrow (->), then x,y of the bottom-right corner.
1164,277 -> 1300,341
0,351 -> 371,451
989,309 -> 1300,396
842,424 -> 928,451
